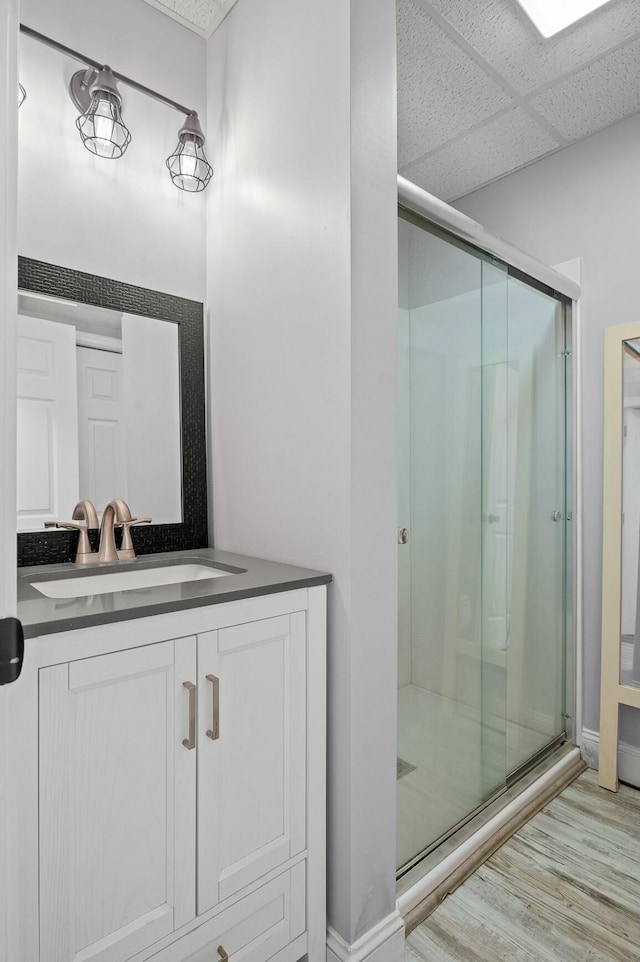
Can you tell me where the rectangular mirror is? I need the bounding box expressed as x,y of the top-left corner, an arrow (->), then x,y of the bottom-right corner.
17,299 -> 182,529
17,257 -> 207,566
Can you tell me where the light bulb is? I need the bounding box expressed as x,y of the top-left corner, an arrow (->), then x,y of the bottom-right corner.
178,140 -> 199,191
166,113 -> 213,193
92,102 -> 117,154
75,67 -> 131,160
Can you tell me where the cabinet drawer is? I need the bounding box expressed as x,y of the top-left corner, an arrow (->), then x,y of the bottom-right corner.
148,863 -> 306,962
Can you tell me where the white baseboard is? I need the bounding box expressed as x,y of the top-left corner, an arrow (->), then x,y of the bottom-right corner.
581,728 -> 640,788
327,911 -> 405,962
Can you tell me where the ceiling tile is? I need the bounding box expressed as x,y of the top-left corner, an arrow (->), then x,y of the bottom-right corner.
400,107 -> 561,201
529,37 -> 640,140
422,0 -> 640,95
142,0 -> 237,37
398,0 -> 513,167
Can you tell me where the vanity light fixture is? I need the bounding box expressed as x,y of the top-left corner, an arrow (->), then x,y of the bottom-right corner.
18,82 -> 26,107
20,23 -> 213,191
71,66 -> 131,159
166,112 -> 213,192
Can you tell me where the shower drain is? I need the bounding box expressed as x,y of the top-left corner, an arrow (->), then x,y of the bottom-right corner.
397,757 -> 416,780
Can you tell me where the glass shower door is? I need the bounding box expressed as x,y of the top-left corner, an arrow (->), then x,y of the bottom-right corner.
397,212 -> 569,875
504,275 -> 568,774
396,216 -> 509,872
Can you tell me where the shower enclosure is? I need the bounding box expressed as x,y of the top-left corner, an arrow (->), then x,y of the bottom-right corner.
397,191 -> 574,876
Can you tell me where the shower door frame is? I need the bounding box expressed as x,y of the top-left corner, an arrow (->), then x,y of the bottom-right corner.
396,176 -> 582,881
397,174 -> 582,745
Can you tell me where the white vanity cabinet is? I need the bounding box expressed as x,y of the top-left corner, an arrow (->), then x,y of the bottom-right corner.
8,585 -> 326,962
39,639 -> 198,962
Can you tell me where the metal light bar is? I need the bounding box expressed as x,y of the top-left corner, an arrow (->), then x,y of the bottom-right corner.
397,174 -> 581,302
20,23 -> 192,116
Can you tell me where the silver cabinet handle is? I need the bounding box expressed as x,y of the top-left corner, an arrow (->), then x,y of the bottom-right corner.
552,511 -> 563,522
206,674 -> 220,740
182,681 -> 196,750
398,528 -> 409,545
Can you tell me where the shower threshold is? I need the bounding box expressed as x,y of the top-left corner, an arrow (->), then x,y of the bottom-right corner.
397,741 -> 585,935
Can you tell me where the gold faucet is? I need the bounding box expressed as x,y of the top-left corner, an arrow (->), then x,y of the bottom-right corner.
45,499 -> 99,565
98,499 -> 151,562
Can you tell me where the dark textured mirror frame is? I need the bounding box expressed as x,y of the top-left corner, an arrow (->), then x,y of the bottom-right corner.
17,256 -> 208,567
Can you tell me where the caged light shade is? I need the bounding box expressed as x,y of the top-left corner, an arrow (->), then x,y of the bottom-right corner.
76,66 -> 131,160
166,112 -> 213,192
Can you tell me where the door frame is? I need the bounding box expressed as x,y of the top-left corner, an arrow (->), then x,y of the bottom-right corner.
599,319 -> 640,790
0,6 -> 19,962
552,258 -> 582,750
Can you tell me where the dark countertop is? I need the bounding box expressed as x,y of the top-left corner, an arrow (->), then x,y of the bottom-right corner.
18,547 -> 332,638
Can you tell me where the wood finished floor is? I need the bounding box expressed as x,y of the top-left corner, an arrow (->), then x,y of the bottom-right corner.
407,769 -> 640,962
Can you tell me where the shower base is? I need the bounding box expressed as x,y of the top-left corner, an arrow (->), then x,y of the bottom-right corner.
397,727 -> 583,934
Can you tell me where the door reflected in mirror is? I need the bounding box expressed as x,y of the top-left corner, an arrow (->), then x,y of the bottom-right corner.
621,337 -> 640,688
17,292 -> 182,531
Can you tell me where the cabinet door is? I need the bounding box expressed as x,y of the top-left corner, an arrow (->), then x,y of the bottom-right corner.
197,612 -> 306,915
39,639 -> 197,962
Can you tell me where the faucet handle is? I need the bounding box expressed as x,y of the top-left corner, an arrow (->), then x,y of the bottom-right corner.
118,517 -> 152,561
45,520 -> 97,564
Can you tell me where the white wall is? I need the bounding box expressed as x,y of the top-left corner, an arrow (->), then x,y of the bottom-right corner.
18,0 -> 206,301
206,0 -> 399,947
455,112 -> 640,750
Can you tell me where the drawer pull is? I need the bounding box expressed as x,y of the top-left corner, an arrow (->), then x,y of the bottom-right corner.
182,681 -> 196,750
206,674 -> 220,740
218,947 -> 229,962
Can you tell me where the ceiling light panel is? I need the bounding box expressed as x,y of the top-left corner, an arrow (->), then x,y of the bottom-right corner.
426,0 -> 640,97
515,0 -> 614,38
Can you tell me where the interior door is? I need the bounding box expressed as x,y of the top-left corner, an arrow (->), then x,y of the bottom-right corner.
197,612 -> 307,915
39,638 -> 197,962
16,315 -> 79,530
76,345 -> 127,510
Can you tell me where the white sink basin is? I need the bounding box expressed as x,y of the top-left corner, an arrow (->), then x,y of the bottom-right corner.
31,563 -> 233,599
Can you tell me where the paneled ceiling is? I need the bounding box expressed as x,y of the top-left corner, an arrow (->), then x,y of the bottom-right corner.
398,0 -> 640,200
144,0 -> 640,201
142,0 -> 237,38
